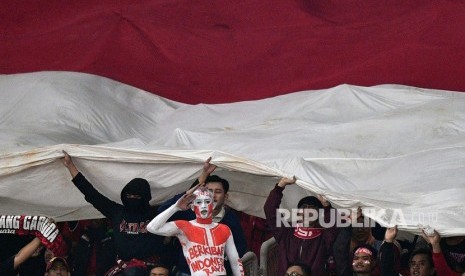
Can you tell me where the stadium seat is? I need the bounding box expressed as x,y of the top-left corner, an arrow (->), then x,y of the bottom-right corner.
240,251 -> 259,276
259,237 -> 278,276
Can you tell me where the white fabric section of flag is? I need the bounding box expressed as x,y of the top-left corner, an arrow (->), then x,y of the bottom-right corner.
1,71 -> 464,236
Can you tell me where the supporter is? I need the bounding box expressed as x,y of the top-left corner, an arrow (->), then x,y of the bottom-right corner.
45,256 -> 70,276
333,208 -> 399,275
61,151 -> 164,275
440,235 -> 465,273
71,218 -> 116,276
147,186 -> 244,275
285,262 -> 312,276
0,215 -> 68,275
264,176 -> 337,276
380,225 -> 436,276
350,214 -> 384,252
149,263 -> 171,276
352,244 -> 378,276
422,229 -> 461,275
408,248 -> 436,276
156,157 -> 247,275
0,237 -> 41,276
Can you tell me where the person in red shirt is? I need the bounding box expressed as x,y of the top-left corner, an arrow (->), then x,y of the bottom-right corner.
422,229 -> 462,276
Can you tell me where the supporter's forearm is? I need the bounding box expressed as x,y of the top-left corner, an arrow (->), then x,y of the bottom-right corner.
264,185 -> 284,220
431,242 -> 441,253
14,237 -> 41,269
432,252 -> 457,275
198,170 -> 209,184
264,185 -> 286,239
72,172 -> 117,218
67,165 -> 79,178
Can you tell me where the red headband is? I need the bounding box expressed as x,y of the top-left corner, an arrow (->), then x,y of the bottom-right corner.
354,247 -> 373,256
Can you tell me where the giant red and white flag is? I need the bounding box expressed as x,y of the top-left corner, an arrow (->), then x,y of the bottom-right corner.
1,72 -> 465,236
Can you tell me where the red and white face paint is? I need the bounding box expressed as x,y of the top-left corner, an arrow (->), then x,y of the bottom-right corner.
352,247 -> 375,273
192,189 -> 214,224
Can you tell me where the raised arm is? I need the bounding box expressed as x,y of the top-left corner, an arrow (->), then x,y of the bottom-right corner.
147,193 -> 195,236
421,229 -> 441,254
61,150 -> 119,218
380,225 -> 399,276
13,237 -> 42,269
264,177 -> 295,240
422,230 -> 458,275
225,233 -> 244,276
198,157 -> 217,184
62,150 -> 79,178
186,157 -> 216,193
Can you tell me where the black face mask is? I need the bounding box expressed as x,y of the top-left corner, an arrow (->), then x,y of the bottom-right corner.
122,196 -> 148,212
120,178 -> 151,212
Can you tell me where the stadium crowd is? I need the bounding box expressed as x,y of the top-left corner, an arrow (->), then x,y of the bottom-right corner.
1,156 -> 464,276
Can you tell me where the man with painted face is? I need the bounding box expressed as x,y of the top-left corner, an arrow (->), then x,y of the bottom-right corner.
156,157 -> 247,275
147,186 -> 244,276
62,151 -> 164,275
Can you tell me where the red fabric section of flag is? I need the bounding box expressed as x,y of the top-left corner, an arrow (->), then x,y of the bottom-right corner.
1,1 -> 465,104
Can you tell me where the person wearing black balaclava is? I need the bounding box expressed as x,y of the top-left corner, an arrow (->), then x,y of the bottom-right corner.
62,151 -> 164,276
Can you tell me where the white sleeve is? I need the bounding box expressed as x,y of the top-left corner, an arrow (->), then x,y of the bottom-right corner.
146,203 -> 181,236
225,234 -> 244,276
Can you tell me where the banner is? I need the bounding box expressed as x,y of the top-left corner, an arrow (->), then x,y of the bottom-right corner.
1,72 -> 464,236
